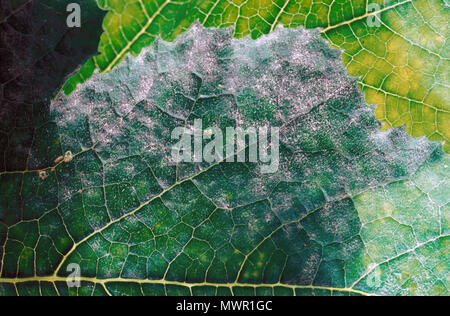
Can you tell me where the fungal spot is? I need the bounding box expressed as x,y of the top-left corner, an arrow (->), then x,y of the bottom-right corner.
64,151 -> 73,163
38,171 -> 48,180
54,155 -> 64,164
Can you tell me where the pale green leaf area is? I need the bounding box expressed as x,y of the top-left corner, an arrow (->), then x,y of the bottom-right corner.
64,0 -> 450,152
0,26 -> 447,296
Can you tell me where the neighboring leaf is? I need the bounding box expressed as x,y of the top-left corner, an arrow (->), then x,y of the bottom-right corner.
0,26 -> 447,296
65,0 -> 450,153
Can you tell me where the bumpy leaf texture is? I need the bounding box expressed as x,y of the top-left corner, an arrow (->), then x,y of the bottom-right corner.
64,0 -> 450,153
0,25 -> 448,296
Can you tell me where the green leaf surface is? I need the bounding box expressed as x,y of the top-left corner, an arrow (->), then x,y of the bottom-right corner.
0,0 -> 104,295
1,26 -> 448,296
65,0 -> 450,153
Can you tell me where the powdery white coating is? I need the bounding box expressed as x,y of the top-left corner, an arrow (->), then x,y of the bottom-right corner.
49,25 -> 441,273
54,18 -> 436,198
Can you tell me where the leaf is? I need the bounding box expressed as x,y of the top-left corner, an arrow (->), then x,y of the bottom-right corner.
0,26 -> 447,296
323,0 -> 450,153
65,0 -> 450,153
0,0 -> 103,295
0,0 -> 105,172
352,148 -> 449,295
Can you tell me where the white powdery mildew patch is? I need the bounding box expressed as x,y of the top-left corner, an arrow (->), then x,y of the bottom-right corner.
51,88 -> 93,127
50,24 -> 440,221
229,27 -> 353,123
368,127 -> 437,176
